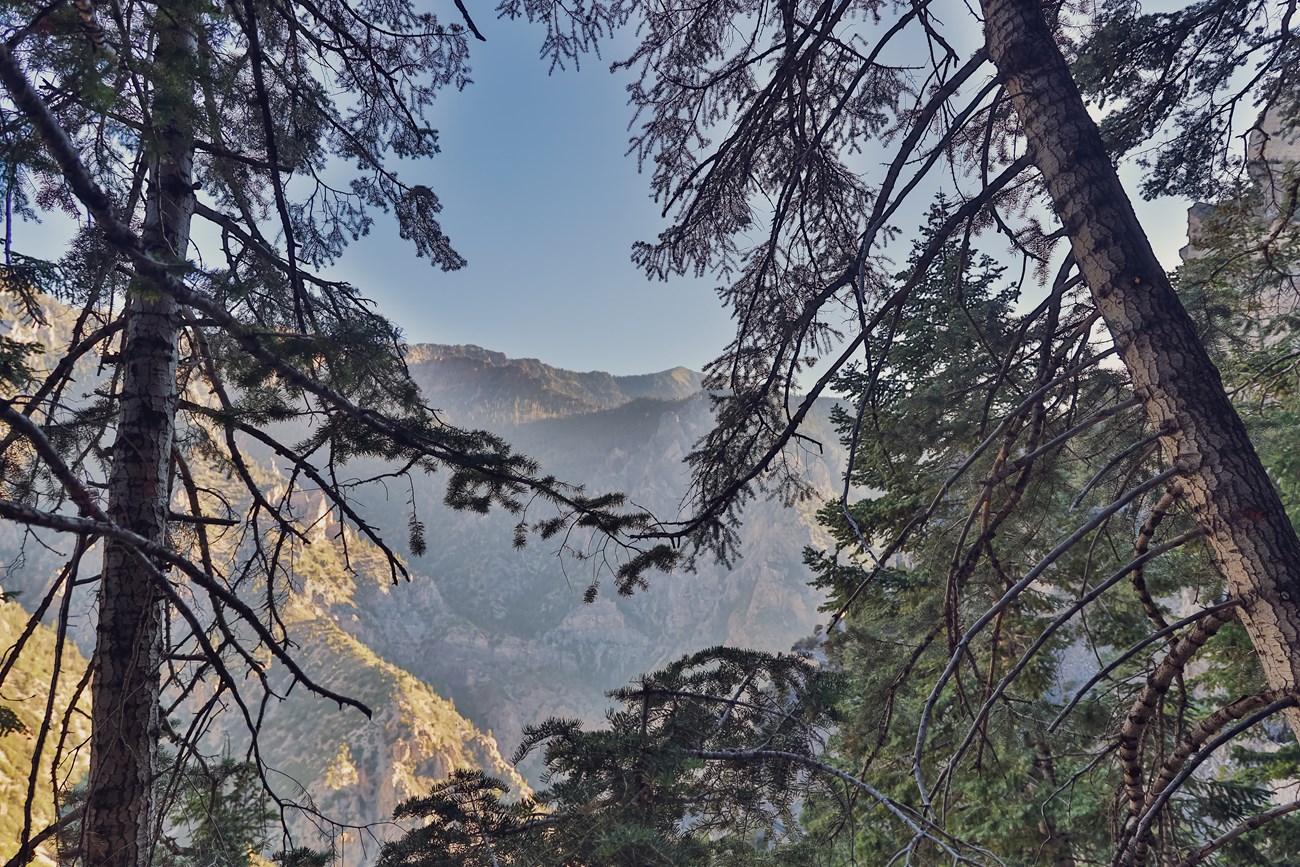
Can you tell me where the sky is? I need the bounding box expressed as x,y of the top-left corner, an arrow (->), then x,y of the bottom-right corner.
10,6 -> 1196,379
325,16 -> 735,377
326,9 -> 1197,378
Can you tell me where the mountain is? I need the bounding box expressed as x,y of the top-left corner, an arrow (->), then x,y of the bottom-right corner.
240,536 -> 530,864
340,344 -> 841,779
405,343 -> 704,426
0,321 -> 840,864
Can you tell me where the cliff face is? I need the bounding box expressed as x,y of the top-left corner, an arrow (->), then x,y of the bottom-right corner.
0,600 -> 92,867
340,345 -> 840,777
0,325 -> 838,863
206,343 -> 838,845
217,535 -> 530,864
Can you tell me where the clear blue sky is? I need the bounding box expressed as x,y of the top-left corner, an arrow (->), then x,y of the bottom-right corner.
328,11 -> 1193,378
327,16 -> 735,377
13,9 -> 1192,379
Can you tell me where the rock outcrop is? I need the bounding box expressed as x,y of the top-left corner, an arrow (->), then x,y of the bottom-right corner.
0,331 -> 838,865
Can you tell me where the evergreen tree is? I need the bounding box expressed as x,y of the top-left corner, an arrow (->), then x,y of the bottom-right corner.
154,758 -> 276,867
483,4 -> 1300,785
381,647 -> 842,866
0,2 -> 666,864
790,209 -> 1300,864
380,195 -> 1300,865
499,0 -> 1300,862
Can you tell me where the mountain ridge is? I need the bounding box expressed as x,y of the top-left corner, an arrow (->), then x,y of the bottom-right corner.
340,345 -> 841,788
403,343 -> 706,427
0,312 -> 837,865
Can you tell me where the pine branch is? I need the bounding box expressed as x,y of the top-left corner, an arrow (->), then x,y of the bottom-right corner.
686,749 -> 1003,866
914,465 -> 1181,809
1174,797 -> 1300,867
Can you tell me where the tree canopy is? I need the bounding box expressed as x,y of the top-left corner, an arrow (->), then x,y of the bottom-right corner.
0,0 -> 663,863
3,0 -> 1300,864
382,0 -> 1300,862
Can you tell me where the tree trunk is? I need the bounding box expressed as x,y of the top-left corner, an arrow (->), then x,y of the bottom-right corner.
81,6 -> 197,865
981,0 -> 1300,738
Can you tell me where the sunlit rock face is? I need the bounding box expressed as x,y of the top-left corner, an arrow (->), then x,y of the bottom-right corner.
1182,103 -> 1300,263
0,324 -> 840,865
1246,103 -> 1300,198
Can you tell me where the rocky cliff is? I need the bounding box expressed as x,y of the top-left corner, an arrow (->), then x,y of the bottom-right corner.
242,534 -> 529,863
0,600 -> 92,867
339,345 -> 840,778
0,324 -> 840,864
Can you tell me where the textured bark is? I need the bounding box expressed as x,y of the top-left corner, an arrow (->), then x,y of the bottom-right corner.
1118,608 -> 1234,819
981,0 -> 1300,739
80,7 -> 197,865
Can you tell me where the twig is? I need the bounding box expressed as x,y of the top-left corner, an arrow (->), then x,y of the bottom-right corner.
687,749 -> 1003,866
1049,598 -> 1240,732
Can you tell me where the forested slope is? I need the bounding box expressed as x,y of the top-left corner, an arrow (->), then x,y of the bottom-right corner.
0,599 -> 90,867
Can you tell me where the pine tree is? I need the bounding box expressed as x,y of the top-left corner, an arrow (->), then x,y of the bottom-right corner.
0,2 -> 667,864
791,210 -> 1300,864
379,191 -> 1300,864
497,0 -> 1300,861
153,758 -> 276,867
381,647 -> 840,866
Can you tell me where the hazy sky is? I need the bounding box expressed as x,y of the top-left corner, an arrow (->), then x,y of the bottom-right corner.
329,11 -> 1195,378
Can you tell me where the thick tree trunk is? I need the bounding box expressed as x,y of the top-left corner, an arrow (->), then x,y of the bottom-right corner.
81,7 -> 197,866
981,0 -> 1300,738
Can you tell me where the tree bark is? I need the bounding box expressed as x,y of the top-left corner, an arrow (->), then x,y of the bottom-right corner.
80,6 -> 197,865
981,0 -> 1300,739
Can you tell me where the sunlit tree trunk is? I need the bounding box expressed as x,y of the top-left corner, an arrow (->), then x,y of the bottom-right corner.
81,6 -> 198,865
982,0 -> 1300,738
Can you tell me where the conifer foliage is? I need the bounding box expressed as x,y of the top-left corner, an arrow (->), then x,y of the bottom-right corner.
794,216 -> 1300,864
381,647 -> 837,866
5,0 -> 1300,863
467,0 -> 1300,861
500,0 -> 1300,860
0,1 -> 665,864
383,196 -> 1300,863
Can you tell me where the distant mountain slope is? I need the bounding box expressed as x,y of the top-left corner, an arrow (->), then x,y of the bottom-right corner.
342,348 -> 842,779
237,536 -> 528,865
405,343 -> 704,426
0,319 -> 838,865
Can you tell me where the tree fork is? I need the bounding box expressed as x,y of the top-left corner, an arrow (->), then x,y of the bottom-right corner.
80,4 -> 198,865
982,0 -> 1300,738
